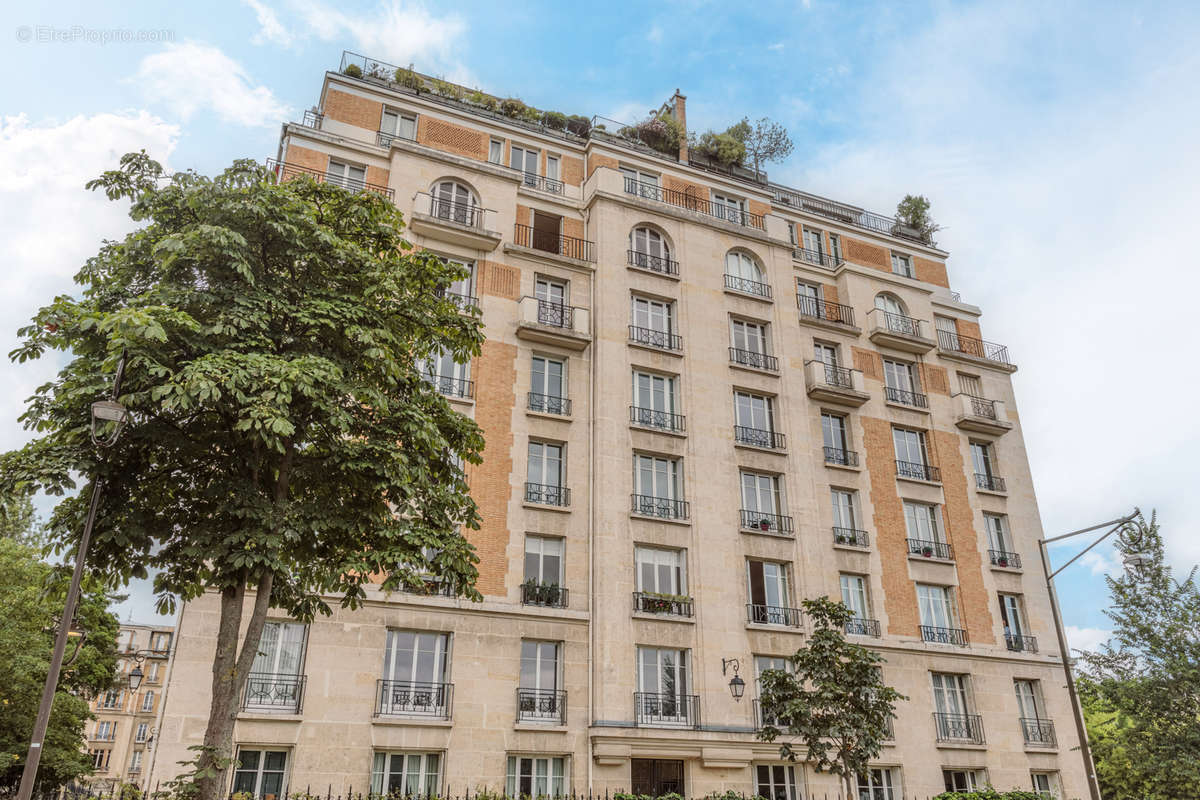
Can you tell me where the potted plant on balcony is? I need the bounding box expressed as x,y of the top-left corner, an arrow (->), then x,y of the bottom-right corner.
758,518 -> 773,531
921,544 -> 934,558
996,555 -> 1010,568
893,194 -> 941,243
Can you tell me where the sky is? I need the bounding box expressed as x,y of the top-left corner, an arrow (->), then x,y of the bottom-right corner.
2,0 -> 1198,652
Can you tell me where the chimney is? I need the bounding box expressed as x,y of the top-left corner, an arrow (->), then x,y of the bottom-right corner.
673,89 -> 688,161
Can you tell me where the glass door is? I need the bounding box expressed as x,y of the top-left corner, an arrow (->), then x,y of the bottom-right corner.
637,648 -> 689,723
247,622 -> 306,711
381,631 -> 450,715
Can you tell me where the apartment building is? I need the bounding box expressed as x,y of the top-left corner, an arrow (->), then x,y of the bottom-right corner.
150,52 -> 1078,800
84,623 -> 174,790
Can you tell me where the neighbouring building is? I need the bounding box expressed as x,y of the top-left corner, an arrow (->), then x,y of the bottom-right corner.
84,623 -> 174,791
150,52 -> 1079,799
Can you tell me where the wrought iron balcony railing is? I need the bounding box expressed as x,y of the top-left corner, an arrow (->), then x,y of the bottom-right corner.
633,591 -> 694,617
525,482 -> 569,507
266,159 -> 394,200
301,109 -> 324,128
376,128 -> 416,147
425,373 -> 474,399
623,177 -> 765,229
513,223 -> 595,262
976,473 -> 1007,492
989,549 -> 1022,569
771,186 -> 937,246
908,538 -> 954,560
630,405 -> 686,433
825,446 -> 860,467
629,324 -> 682,351
740,510 -> 794,535
375,679 -> 452,718
516,688 -> 566,724
516,171 -> 565,195
427,195 -> 483,228
813,362 -> 855,388
964,394 -> 998,419
845,617 -> 881,637
1005,633 -> 1039,653
1020,717 -> 1057,747
242,672 -> 306,713
833,526 -> 870,547
631,494 -> 689,520
628,248 -> 680,276
792,246 -> 843,269
532,298 -> 574,328
724,273 -> 773,299
885,386 -> 929,408
921,625 -> 969,646
896,460 -> 940,482
734,425 -> 786,450
797,296 -> 856,326
402,576 -> 455,597
729,347 -> 779,371
937,330 -> 1012,366
934,712 -> 985,744
634,692 -> 700,728
879,310 -> 925,338
528,392 -> 570,416
747,603 -> 803,627
437,289 -> 478,311
520,581 -> 568,608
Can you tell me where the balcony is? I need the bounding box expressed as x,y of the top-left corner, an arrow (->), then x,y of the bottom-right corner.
845,617 -> 881,637
630,405 -> 686,433
515,297 -> 591,350
375,679 -> 452,719
1005,633 -> 1039,653
628,324 -> 683,352
824,446 -> 860,468
375,127 -> 415,148
734,425 -> 786,451
623,176 -> 765,229
1020,717 -> 1057,748
797,296 -> 857,330
628,249 -> 680,277
513,223 -> 596,263
409,192 -> 501,250
724,273 -> 773,300
633,591 -> 694,617
805,361 -> 870,407
896,460 -> 941,483
921,626 -> 969,646
976,472 -> 1007,493
634,692 -> 700,729
521,581 -> 568,608
266,158 -> 394,200
301,109 -> 324,129
525,482 -> 570,507
792,246 -> 844,269
954,394 -> 1014,435
242,672 -> 306,714
424,372 -> 474,400
867,308 -> 936,354
528,392 -> 571,416
740,509 -> 795,536
516,171 -> 566,195
771,185 -> 938,247
989,549 -> 1022,569
403,575 -> 456,597
937,329 -> 1016,372
516,688 -> 567,725
631,494 -> 689,521
438,288 -> 478,313
934,712 -> 986,744
908,538 -> 954,561
747,603 -> 803,627
884,385 -> 929,410
729,347 -> 779,372
833,527 -> 870,548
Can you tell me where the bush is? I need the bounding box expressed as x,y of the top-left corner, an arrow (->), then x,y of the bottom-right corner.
394,67 -> 422,91
692,130 -> 746,167
500,97 -> 526,118
895,193 -> 941,239
566,114 -> 591,137
430,78 -> 463,100
342,63 -> 362,78
520,105 -> 543,123
542,110 -> 568,130
933,791 -> 1049,800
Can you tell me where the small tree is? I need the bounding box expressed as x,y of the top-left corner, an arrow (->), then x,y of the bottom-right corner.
757,597 -> 906,797
739,117 -> 794,180
0,490 -> 44,548
895,194 -> 941,241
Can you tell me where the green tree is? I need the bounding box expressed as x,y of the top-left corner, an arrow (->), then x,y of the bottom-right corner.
1075,512 -> 1200,800
933,790 -> 1048,800
0,537 -> 119,794
0,153 -> 486,800
1,490 -> 45,547
757,597 -> 906,798
895,194 -> 941,241
738,117 -> 795,180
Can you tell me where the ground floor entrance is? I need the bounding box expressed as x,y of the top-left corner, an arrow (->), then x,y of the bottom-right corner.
631,759 -> 684,796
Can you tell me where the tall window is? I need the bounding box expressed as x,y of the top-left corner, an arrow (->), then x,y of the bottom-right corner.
546,154 -> 560,183
958,372 -> 983,397
985,514 -> 1012,553
326,159 -> 365,190
147,662 -> 160,682
935,315 -> 959,348
731,319 -> 768,354
100,690 -> 121,709
858,768 -> 898,800
519,640 -> 560,718
814,341 -> 839,367
232,750 -> 288,798
831,489 -> 859,531
89,750 -> 110,770
797,280 -> 823,316
535,276 -> 567,306
747,560 -> 792,624
828,233 -> 842,263
95,721 -> 116,741
822,412 -> 851,463
840,574 -> 870,619
890,251 -> 914,278
129,750 -> 143,773
620,166 -> 659,191
971,441 -> 998,482
636,547 -> 687,596
1015,679 -> 1045,721
917,584 -> 957,630
892,427 -> 930,468
943,770 -> 985,792
527,442 -> 564,489
741,471 -> 782,517
630,296 -> 677,349
756,764 -> 798,800
246,622 -> 306,711
524,536 -> 563,586
633,455 -> 682,517
630,227 -> 672,271
637,647 -> 689,703
931,673 -> 971,717
874,292 -> 906,316
999,594 -> 1029,641
904,501 -> 944,543
883,359 -> 923,405
381,108 -> 417,141
381,631 -> 450,715
713,193 -> 746,223
141,690 -> 155,712
430,180 -> 475,225
135,723 -> 149,743
1031,772 -> 1059,797
734,391 -> 776,443
507,756 -> 567,798
488,139 -> 503,164
632,371 -> 679,429
802,227 -> 824,258
530,356 -> 567,413
511,145 -> 539,182
417,347 -> 469,396
371,752 -> 440,796
725,251 -> 767,293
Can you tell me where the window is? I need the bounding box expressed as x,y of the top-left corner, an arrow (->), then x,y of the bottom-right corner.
488,139 -> 503,164
840,574 -> 870,619
822,412 -> 852,464
326,159 -> 366,191
971,441 -> 998,484
247,622 -> 306,711
883,359 -> 924,406
631,759 -> 684,796
958,372 -> 983,397
892,427 -> 930,468
524,536 -> 563,586
380,631 -> 450,715
636,546 -> 687,596
535,276 -> 567,306
931,672 -> 971,717
637,648 -> 691,724
787,222 -> 798,246
731,319 -> 769,355
546,154 -> 560,183
630,296 -> 677,349
917,584 -> 957,630
620,166 -> 659,193
935,315 -> 959,348
507,756 -> 567,798
381,109 -> 417,141
135,722 -> 149,743
890,251 -> 914,278
530,356 -> 567,413
725,251 -> 768,295
632,455 -> 682,517
147,662 -> 160,682
519,641 -> 561,720
141,690 -> 155,712
797,280 -> 823,317
713,192 -> 746,223
828,233 -> 842,263
741,471 -> 783,518
1031,771 -> 1059,797
150,632 -> 171,651
814,341 -> 839,367
1015,679 -> 1045,721
756,764 -> 798,800
874,291 -> 907,317
129,750 -> 144,773
831,488 -> 859,531
858,768 -> 898,800
986,514 -> 1012,553
1000,594 -> 1031,648
370,752 -> 440,796
632,371 -> 680,430
747,560 -> 792,624
803,227 -> 825,258
430,180 -> 476,225
233,750 -> 288,799
511,145 -> 539,184
630,226 -> 673,272
100,690 -> 121,709
943,770 -> 986,792
904,501 -> 944,544
95,721 -> 116,741
734,391 -> 776,444
527,442 -> 566,503
417,347 -> 470,396
89,750 -> 110,770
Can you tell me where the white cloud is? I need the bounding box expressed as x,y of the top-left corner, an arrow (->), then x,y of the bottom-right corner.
133,42 -> 292,127
767,42 -> 786,51
0,112 -> 179,453
1065,626 -> 1112,655
244,0 -> 294,46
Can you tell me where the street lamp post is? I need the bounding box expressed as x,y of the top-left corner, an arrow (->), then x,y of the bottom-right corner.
16,355 -> 129,800
1039,508 -> 1143,800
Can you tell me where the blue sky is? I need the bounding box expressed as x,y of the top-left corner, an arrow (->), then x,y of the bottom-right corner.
2,0 -> 1199,650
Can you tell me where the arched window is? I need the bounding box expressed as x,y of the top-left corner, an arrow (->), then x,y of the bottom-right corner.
430,180 -> 478,227
874,293 -> 921,336
725,251 -> 770,298
874,292 -> 906,316
630,227 -> 674,274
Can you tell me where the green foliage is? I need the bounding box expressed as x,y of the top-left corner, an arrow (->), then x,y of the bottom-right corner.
895,194 -> 941,239
1075,511 -> 1200,800
519,105 -> 543,124
541,111 -> 568,131
623,111 -> 684,157
0,489 -> 45,548
566,115 -> 591,137
690,128 -> 747,168
430,78 -> 462,100
394,67 -> 422,91
500,97 -> 526,118
741,117 -> 794,177
0,537 -> 120,792
342,63 -> 362,79
933,791 -> 1048,800
757,596 -> 906,796
466,91 -> 498,111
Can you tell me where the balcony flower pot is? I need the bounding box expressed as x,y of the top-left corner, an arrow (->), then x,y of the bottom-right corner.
758,519 -> 772,531
921,546 -> 934,558
997,557 -> 1009,568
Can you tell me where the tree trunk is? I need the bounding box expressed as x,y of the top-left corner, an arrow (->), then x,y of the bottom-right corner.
843,755 -> 855,799
196,573 -> 275,800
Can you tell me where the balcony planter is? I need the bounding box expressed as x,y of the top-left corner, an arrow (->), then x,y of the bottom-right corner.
921,546 -> 934,558
757,519 -> 772,531
997,557 -> 1010,568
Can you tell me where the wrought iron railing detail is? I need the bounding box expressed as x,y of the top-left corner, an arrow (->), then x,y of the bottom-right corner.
976,472 -> 1007,492
516,172 -> 565,195
376,128 -> 416,148
989,549 -> 1022,569
375,680 -> 452,718
513,223 -> 595,262
734,425 -> 786,450
792,247 -> 843,269
934,712 -> 985,743
1020,717 -> 1057,747
845,617 -> 881,637
878,311 -> 925,338
428,195 -> 482,228
921,626 -> 969,646
516,688 -> 567,724
1006,633 -> 1038,653
633,591 -> 694,617
242,672 -> 306,712
630,405 -> 686,432
623,177 -> 765,229
885,386 -> 929,408
266,159 -> 394,200
740,510 -> 795,535
909,538 -> 954,560
747,603 -> 803,627
425,373 -> 474,399
771,186 -> 936,246
525,482 -> 569,507
528,392 -> 571,415
634,692 -> 700,728
437,289 -> 478,311
729,347 -> 779,371
627,249 -> 680,276
630,494 -> 689,520
833,527 -> 870,547
896,460 -> 941,482
724,273 -> 773,299
520,581 -> 568,608
534,298 -> 574,328
813,361 -> 855,388
629,325 -> 682,351
965,394 -> 998,419
403,576 -> 455,597
937,330 -> 1012,365
797,296 -> 856,326
825,446 -> 859,467
301,110 -> 324,128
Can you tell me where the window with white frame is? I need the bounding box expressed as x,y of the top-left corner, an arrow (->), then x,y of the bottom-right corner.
89,750 -> 110,770
141,690 -> 154,712
232,749 -> 288,798
630,226 -> 672,271
99,690 -> 121,709
245,622 -> 306,712
943,769 -> 986,792
892,427 -> 930,468
1015,679 -> 1046,721
787,221 -> 798,246
1031,771 -> 1059,797
636,546 -> 687,596
546,154 -> 560,184
417,347 -> 470,396
326,159 -> 366,191
511,145 -> 539,184
636,647 -> 690,709
986,513 -> 1013,555
828,232 -> 842,263
731,319 -> 768,355
620,166 -> 660,197
931,672 -> 972,721
135,722 -> 149,743
630,296 -> 677,349
802,227 -> 825,258
151,632 -> 171,651
814,340 -> 839,367
519,640 -> 560,703
734,391 -> 776,443
370,752 -> 441,796
1000,594 -> 1030,642
713,192 -> 746,223
840,573 -> 871,620
725,250 -> 767,294
935,314 -> 959,348
488,139 -> 503,164
917,584 -> 957,630
129,750 -> 144,773
147,661 -> 160,682
755,763 -> 799,800
632,371 -> 679,429
94,721 -> 116,741
904,501 -> 944,545
890,251 -> 914,278
524,536 -> 563,586
971,441 -> 999,485
883,358 -> 923,405
632,455 -> 682,517
430,180 -> 477,225
530,355 -> 567,413
380,108 -> 417,141
747,560 -> 792,623
506,755 -> 568,797
831,488 -> 859,532
527,441 -> 566,503
857,768 -> 898,800
740,471 -> 782,518
822,412 -> 851,463
797,280 -> 823,317
380,631 -> 450,715
958,372 -> 983,397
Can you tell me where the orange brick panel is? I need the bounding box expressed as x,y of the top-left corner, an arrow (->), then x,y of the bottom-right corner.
480,261 -> 521,300
561,156 -> 584,186
562,217 -> 585,242
861,416 -> 919,637
324,89 -> 383,131
823,284 -> 840,306
365,166 -> 390,189
587,153 -> 619,177
852,347 -> 882,380
515,204 -> 533,227
663,175 -> 708,200
955,318 -> 983,341
844,237 -> 889,270
748,199 -> 770,229
921,364 -> 949,395
284,143 -> 329,173
418,117 -> 488,160
915,257 -> 949,288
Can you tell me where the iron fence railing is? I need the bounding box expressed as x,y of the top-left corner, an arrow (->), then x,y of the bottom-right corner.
824,446 -> 860,467
627,249 -> 680,276
908,538 -> 954,560
630,405 -> 686,433
792,246 -> 843,269
425,373 -> 474,400
525,482 -> 569,506
515,171 -> 565,195
797,296 -> 856,326
747,603 -> 803,627
520,581 -> 568,608
623,177 -> 765,229
740,509 -> 795,535
516,688 -> 566,724
885,386 -> 929,408
729,347 -> 779,371
533,298 -> 574,328
376,128 -> 416,148
833,526 -> 870,547
634,692 -> 700,728
242,672 -> 306,712
896,460 -> 941,482
633,591 -> 694,617
427,195 -> 483,228
921,626 -> 969,646
375,679 -> 452,718
771,185 -> 937,246
813,361 -> 855,388
976,472 -> 1007,492
1020,717 -> 1057,747
1006,633 -> 1039,653
937,330 -> 1012,365
528,392 -> 570,415
301,109 -> 324,128
733,425 -> 786,450
266,159 -> 394,200
629,324 -> 682,351
878,310 -> 925,338
514,223 -> 595,262
965,394 -> 998,419
437,289 -> 478,311
630,494 -> 689,520
934,712 -> 985,743
845,617 -> 881,637
724,273 -> 773,299
989,549 -> 1022,569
